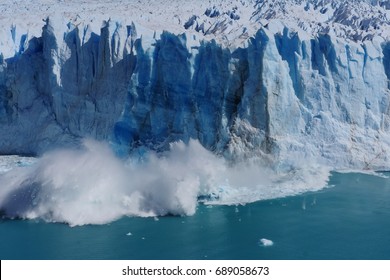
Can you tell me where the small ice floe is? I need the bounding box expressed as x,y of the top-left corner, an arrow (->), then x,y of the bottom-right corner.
126,232 -> 132,236
259,238 -> 274,247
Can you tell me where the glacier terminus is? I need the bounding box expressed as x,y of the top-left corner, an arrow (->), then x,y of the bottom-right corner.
1,0 -> 390,170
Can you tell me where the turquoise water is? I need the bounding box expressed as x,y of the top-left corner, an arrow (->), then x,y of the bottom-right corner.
1,172 -> 390,260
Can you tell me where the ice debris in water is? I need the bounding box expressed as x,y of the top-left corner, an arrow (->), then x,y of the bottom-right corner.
259,238 -> 274,247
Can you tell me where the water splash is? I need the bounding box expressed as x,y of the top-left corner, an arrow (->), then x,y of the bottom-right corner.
0,139 -> 330,226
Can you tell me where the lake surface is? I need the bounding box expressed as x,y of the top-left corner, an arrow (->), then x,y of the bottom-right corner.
1,172 -> 390,260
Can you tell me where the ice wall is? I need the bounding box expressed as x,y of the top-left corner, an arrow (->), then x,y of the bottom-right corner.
1,18 -> 390,170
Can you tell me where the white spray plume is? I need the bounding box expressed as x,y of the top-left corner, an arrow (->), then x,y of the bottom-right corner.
0,139 -> 330,226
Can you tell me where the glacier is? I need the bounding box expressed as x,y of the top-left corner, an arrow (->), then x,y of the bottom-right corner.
0,0 -> 389,170
0,0 -> 390,223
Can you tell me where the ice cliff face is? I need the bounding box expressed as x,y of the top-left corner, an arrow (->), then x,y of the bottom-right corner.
1,0 -> 390,170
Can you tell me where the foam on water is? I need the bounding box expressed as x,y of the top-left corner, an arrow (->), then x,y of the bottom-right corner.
336,169 -> 390,178
0,139 -> 330,226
